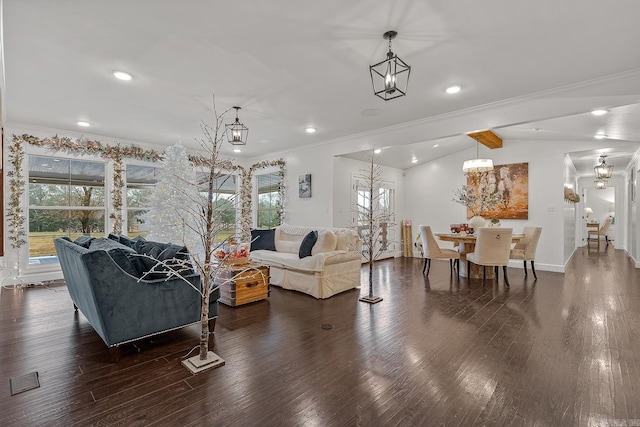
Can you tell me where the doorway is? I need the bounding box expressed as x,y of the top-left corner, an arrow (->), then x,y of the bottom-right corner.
583,186 -> 615,245
352,176 -> 396,261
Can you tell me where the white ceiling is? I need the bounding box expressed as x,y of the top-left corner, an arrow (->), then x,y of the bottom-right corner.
3,0 -> 640,177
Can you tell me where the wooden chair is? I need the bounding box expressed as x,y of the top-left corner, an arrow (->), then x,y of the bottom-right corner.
588,217 -> 612,250
510,226 -> 542,280
467,228 -> 513,287
419,225 -> 460,277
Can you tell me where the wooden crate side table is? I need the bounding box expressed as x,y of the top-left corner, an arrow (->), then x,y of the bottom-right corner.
216,263 -> 270,307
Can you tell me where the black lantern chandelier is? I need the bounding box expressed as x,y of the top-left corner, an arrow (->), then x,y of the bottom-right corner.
369,30 -> 411,101
225,106 -> 248,146
594,155 -> 613,179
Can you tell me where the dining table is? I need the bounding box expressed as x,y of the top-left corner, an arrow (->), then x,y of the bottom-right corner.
435,231 -> 524,279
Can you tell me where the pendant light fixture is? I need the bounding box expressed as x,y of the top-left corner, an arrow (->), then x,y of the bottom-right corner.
225,106 -> 248,146
594,178 -> 607,190
370,30 -> 411,101
594,155 -> 613,179
463,140 -> 494,174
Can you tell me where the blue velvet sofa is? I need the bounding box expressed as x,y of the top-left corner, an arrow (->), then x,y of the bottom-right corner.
54,235 -> 218,361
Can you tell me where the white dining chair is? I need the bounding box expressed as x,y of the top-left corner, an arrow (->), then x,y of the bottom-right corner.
467,228 -> 513,287
419,225 -> 460,277
510,226 -> 542,280
588,217 -> 612,250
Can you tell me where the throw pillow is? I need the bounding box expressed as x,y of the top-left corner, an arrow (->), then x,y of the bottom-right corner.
89,237 -> 135,253
299,231 -> 318,258
105,248 -> 141,278
312,230 -> 337,255
250,228 -> 276,251
74,235 -> 95,248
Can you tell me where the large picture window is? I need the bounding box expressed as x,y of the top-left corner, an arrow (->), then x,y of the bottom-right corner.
126,164 -> 159,236
198,171 -> 238,242
256,172 -> 282,228
28,155 -> 106,263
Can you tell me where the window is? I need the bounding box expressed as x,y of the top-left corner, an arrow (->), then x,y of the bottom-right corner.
28,156 -> 106,263
198,171 -> 238,243
126,164 -> 159,236
256,172 -> 282,229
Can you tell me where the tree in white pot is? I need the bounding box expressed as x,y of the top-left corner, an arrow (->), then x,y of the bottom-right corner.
353,149 -> 395,304
143,98 -> 262,374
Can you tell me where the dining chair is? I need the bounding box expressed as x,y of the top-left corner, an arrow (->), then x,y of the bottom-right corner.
466,228 -> 513,287
419,225 -> 460,277
509,226 -> 542,280
588,217 -> 612,250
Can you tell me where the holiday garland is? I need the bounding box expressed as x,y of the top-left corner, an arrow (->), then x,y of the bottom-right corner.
8,134 -> 286,248
7,136 -> 27,248
239,159 -> 286,241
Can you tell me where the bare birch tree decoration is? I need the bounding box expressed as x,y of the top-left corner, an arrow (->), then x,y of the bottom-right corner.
143,97 -> 263,374
354,149 -> 395,304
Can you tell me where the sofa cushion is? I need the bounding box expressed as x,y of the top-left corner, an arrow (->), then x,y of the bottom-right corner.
74,235 -> 95,248
88,238 -> 141,277
135,240 -> 170,258
251,228 -> 276,251
312,230 -> 337,255
276,240 -> 300,253
299,231 -> 318,258
89,237 -> 134,252
335,230 -> 354,251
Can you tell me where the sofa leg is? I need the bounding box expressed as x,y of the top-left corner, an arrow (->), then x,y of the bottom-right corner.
208,317 -> 217,333
109,346 -> 121,363
73,303 -> 78,312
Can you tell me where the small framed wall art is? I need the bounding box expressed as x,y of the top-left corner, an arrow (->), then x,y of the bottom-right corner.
299,174 -> 312,198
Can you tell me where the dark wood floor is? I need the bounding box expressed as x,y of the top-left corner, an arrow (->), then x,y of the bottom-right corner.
1,246 -> 640,426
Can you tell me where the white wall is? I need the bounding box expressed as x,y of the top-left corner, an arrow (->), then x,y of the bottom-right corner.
563,155 -> 578,264
584,187 -> 615,223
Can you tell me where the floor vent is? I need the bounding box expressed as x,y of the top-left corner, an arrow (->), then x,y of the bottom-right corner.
10,372 -> 40,396
321,323 -> 333,330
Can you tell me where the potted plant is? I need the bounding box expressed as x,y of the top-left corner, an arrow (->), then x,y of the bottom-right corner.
452,182 -> 499,231
489,218 -> 501,227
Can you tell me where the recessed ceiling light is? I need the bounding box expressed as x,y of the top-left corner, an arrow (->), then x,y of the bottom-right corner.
445,85 -> 462,94
233,148 -> 242,153
411,158 -> 418,163
113,70 -> 133,81
433,144 -> 439,148
305,127 -> 316,133
374,148 -> 382,154
594,133 -> 607,139
532,128 -> 541,131
259,139 -> 272,144
77,121 -> 90,127
361,109 -> 382,116
591,109 -> 608,116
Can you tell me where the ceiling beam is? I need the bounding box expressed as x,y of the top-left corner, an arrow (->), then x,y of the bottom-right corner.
466,130 -> 503,149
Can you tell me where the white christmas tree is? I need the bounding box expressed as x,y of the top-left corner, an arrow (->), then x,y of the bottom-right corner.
144,143 -> 201,252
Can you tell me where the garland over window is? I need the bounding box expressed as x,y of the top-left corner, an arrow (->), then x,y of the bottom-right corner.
8,134 -> 286,247
239,159 -> 286,241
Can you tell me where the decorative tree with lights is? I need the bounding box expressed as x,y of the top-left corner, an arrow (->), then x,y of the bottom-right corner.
144,143 -> 201,252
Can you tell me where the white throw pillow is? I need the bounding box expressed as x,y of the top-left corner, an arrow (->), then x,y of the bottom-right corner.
276,240 -> 300,254
312,230 -> 337,255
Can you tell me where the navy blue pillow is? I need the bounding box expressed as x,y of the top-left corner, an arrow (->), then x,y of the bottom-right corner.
74,235 -> 95,248
251,229 -> 276,251
299,231 -> 318,258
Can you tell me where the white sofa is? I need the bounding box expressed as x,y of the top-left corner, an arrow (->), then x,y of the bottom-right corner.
249,224 -> 362,299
